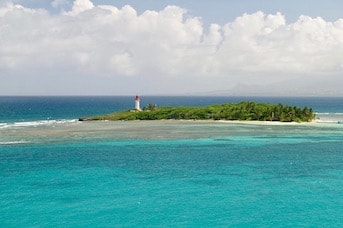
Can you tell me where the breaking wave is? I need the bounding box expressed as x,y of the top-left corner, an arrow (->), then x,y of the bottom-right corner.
316,113 -> 343,123
0,119 -> 79,129
0,140 -> 30,145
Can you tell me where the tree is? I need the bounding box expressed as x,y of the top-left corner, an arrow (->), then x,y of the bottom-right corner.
143,104 -> 158,111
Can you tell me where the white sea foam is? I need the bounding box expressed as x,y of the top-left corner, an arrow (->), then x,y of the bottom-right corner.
316,113 -> 343,123
316,112 -> 343,115
0,140 -> 30,145
0,119 -> 79,129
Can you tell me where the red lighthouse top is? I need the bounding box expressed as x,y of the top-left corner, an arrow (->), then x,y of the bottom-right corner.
135,95 -> 140,101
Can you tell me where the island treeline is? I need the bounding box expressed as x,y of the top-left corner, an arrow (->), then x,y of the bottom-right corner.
82,101 -> 316,122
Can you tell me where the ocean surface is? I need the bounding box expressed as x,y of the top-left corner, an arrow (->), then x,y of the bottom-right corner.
1,96 -> 343,227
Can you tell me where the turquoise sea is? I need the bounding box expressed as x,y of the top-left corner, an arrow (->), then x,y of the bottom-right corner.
1,96 -> 343,227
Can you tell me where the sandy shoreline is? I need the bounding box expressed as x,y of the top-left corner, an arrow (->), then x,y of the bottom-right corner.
100,119 -> 340,126
217,120 -> 317,126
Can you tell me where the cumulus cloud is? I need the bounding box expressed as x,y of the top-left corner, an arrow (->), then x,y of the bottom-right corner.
0,0 -> 343,95
66,0 -> 94,15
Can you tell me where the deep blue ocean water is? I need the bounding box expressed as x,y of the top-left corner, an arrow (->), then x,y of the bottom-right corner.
1,96 -> 343,226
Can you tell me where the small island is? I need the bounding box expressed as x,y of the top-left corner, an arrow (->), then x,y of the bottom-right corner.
80,100 -> 316,123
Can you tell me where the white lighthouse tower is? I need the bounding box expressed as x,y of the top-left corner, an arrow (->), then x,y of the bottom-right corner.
135,95 -> 142,111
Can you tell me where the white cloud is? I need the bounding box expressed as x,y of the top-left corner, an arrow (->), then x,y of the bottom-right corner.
0,1 -> 343,95
66,0 -> 94,15
109,52 -> 136,76
219,11 -> 343,74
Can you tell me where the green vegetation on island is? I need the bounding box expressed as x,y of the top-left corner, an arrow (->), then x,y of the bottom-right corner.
80,101 -> 316,122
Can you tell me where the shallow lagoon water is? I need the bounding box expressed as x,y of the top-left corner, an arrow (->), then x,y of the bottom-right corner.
1,120 -> 343,226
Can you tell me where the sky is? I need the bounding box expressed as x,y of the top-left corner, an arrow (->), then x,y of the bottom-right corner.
1,0 -> 343,96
